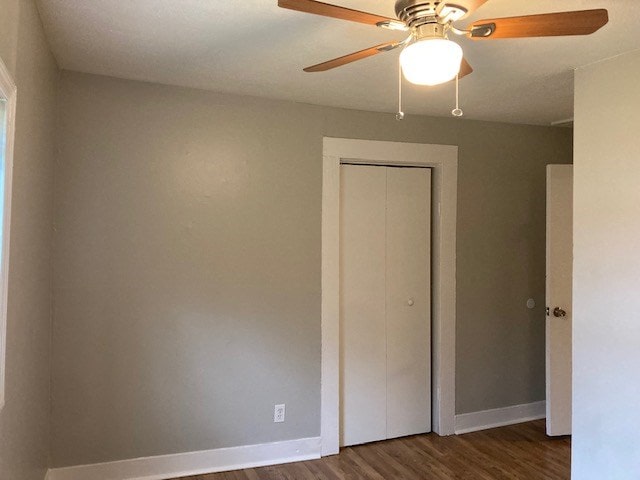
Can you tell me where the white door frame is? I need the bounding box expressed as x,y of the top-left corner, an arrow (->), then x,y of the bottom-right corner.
0,57 -> 17,410
321,137 -> 458,456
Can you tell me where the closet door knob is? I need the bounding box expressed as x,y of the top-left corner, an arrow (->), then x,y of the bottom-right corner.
553,307 -> 567,317
407,299 -> 415,307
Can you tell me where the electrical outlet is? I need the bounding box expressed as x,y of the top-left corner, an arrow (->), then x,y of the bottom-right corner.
274,404 -> 285,423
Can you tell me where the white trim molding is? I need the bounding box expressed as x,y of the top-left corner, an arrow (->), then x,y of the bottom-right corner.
0,55 -> 17,411
454,401 -> 546,435
321,137 -> 458,455
46,437 -> 321,480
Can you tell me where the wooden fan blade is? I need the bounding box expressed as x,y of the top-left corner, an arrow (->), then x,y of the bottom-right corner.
304,42 -> 401,72
469,9 -> 608,39
442,58 -> 473,84
278,0 -> 397,26
459,57 -> 473,78
456,0 -> 490,19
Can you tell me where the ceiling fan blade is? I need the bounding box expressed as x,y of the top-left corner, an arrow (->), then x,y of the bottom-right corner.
459,57 -> 473,78
442,58 -> 473,83
455,0 -> 490,19
278,0 -> 397,26
304,42 -> 401,72
468,9 -> 608,39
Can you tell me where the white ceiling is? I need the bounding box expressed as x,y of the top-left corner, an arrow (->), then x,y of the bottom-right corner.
37,0 -> 640,125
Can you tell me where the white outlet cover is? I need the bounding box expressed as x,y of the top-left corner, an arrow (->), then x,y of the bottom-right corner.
274,404 -> 285,423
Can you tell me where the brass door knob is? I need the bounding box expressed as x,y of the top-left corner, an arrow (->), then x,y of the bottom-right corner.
553,307 -> 567,318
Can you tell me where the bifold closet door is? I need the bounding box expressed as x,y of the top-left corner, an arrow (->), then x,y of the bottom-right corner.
340,165 -> 387,446
340,164 -> 431,447
386,167 -> 431,439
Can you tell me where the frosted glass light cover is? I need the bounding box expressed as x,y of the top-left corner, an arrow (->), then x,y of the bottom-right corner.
400,38 -> 463,86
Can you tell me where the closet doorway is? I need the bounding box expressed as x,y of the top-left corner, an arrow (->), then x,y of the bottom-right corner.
321,138 -> 458,456
339,164 -> 431,446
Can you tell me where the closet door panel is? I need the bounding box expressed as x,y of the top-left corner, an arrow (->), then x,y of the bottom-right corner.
385,167 -> 432,439
339,165 -> 387,446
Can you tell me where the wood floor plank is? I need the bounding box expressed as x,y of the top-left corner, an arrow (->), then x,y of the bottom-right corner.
180,420 -> 570,480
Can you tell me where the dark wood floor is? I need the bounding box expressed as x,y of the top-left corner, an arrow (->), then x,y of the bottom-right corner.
179,420 -> 570,480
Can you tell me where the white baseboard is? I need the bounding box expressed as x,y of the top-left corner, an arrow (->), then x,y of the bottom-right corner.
46,436 -> 321,480
455,401 -> 546,435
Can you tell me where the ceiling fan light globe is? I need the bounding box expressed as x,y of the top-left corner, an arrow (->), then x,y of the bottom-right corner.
400,38 -> 463,86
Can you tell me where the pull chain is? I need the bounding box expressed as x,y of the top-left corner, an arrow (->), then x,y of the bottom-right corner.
396,57 -> 405,121
452,73 -> 463,117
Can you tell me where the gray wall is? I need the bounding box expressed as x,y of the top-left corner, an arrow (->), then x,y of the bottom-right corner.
572,50 -> 640,479
0,1 -> 58,479
52,71 -> 572,467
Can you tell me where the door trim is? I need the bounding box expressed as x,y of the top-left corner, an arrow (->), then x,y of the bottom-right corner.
321,138 -> 458,455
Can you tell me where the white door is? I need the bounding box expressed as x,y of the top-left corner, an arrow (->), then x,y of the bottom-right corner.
339,165 -> 387,446
340,164 -> 431,447
545,164 -> 573,436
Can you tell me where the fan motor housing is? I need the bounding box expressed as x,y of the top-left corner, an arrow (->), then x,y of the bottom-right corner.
395,0 -> 467,28
414,23 -> 446,40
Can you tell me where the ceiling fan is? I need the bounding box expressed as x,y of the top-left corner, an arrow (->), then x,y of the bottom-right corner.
278,0 -> 609,90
